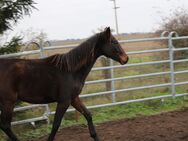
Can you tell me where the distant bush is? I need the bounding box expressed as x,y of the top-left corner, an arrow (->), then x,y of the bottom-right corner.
157,8 -> 188,59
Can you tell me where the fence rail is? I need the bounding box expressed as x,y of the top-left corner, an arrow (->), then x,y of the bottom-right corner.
1,31 -> 188,126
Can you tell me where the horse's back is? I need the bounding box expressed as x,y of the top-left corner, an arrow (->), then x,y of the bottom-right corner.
0,58 -> 62,104
0,58 -> 80,104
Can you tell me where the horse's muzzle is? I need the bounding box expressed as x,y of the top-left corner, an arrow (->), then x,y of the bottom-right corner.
119,55 -> 129,65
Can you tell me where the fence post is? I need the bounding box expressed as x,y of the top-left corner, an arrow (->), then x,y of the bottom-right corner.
101,57 -> 111,91
44,104 -> 51,124
39,42 -> 45,58
110,59 -> 116,103
160,31 -> 170,102
168,31 -> 179,98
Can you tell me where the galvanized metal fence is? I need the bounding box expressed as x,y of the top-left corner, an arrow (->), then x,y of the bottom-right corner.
0,31 -> 188,126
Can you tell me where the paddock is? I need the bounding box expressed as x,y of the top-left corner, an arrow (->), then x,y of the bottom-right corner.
0,31 -> 188,140
36,108 -> 188,141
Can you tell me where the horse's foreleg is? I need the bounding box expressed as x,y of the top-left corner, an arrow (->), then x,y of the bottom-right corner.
0,102 -> 19,141
48,101 -> 70,141
71,96 -> 99,141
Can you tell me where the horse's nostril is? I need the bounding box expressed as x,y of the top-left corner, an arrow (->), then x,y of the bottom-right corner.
120,55 -> 129,64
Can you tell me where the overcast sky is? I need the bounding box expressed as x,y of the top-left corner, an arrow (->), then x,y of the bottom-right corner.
10,0 -> 188,40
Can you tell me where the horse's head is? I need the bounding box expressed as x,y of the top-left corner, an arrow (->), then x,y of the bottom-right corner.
100,27 -> 129,65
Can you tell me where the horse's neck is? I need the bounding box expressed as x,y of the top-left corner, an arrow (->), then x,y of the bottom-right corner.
46,35 -> 102,81
74,49 -> 99,82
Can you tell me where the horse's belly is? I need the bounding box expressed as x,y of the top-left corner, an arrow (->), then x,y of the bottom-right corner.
17,87 -> 58,104
18,93 -> 56,104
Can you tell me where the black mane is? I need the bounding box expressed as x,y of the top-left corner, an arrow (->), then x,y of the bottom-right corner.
46,33 -> 101,72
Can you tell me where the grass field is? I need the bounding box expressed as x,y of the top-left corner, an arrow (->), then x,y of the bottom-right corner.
0,33 -> 188,140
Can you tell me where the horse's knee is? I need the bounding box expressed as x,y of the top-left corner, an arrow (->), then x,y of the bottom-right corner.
85,111 -> 92,122
0,122 -> 10,130
0,122 -> 10,128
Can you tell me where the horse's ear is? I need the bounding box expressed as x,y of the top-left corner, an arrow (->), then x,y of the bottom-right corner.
104,27 -> 111,41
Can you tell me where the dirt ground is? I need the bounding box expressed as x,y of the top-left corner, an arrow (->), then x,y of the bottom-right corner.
36,108 -> 188,141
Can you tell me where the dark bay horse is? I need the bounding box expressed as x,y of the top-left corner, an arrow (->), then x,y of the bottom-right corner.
0,27 -> 128,141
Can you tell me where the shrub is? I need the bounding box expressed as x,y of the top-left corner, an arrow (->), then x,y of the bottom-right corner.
157,8 -> 188,59
0,36 -> 22,55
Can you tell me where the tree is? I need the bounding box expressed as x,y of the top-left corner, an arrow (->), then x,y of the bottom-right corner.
157,8 -> 188,59
21,28 -> 48,51
158,8 -> 188,36
0,0 -> 36,54
0,0 -> 36,34
0,36 -> 22,55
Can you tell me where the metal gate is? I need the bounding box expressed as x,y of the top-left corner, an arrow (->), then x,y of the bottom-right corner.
0,31 -> 187,126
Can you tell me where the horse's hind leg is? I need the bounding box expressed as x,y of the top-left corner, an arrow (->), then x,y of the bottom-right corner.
0,102 -> 19,141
